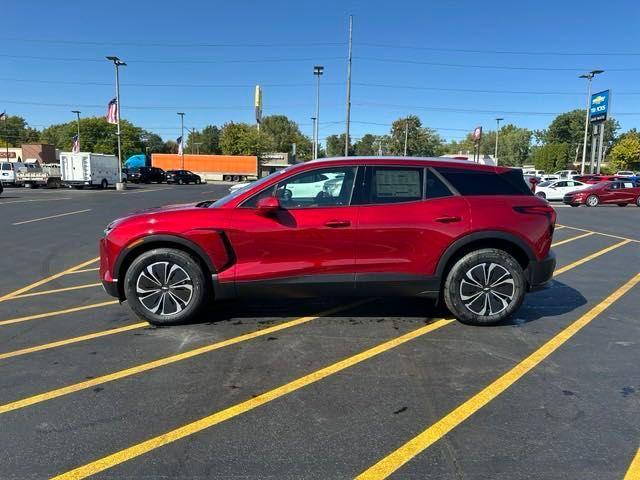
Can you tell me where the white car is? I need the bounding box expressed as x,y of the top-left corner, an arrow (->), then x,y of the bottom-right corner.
616,171 -> 635,177
535,180 -> 588,200
523,169 -> 545,177
280,172 -> 344,199
552,170 -> 578,179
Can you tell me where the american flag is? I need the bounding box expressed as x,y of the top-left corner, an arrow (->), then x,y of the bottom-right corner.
177,136 -> 183,155
106,98 -> 118,124
72,134 -> 80,153
0,111 -> 6,120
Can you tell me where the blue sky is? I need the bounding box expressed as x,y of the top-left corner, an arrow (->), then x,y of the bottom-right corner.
2,0 -> 640,144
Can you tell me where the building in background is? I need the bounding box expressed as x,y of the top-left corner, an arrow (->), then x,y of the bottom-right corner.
21,144 -> 56,164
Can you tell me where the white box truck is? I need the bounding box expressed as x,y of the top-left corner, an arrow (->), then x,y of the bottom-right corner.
60,152 -> 120,189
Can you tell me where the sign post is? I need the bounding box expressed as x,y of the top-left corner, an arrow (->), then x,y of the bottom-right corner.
472,126 -> 482,163
589,89 -> 610,174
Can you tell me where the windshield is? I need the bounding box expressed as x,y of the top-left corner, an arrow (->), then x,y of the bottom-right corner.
209,165 -> 296,208
538,181 -> 552,187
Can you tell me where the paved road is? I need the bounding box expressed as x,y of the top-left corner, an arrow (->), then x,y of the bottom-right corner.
0,186 -> 638,479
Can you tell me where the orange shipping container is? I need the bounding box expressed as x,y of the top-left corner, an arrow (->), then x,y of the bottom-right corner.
152,154 -> 258,176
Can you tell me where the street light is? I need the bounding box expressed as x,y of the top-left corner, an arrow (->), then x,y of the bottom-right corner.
71,110 -> 81,151
313,65 -> 324,159
177,112 -> 185,169
106,56 -> 127,190
494,117 -> 504,165
578,69 -> 604,174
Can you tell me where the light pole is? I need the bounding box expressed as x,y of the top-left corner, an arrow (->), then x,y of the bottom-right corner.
313,65 -> 324,159
579,70 -> 604,175
193,142 -> 202,155
177,112 -> 185,169
71,110 -> 81,151
344,15 -> 353,156
310,117 -> 317,159
403,118 -> 409,156
106,56 -> 126,190
494,117 -> 503,165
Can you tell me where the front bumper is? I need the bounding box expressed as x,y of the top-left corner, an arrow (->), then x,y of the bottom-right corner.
525,250 -> 556,290
102,279 -> 119,298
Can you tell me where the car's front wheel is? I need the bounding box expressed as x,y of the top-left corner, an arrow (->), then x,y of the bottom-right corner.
535,191 -> 546,199
443,248 -> 526,325
586,194 -> 599,207
124,248 -> 208,325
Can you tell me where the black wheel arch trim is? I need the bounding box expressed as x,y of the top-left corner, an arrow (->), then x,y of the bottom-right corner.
435,231 -> 536,279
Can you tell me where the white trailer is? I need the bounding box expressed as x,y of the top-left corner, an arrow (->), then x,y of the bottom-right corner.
60,152 -> 120,188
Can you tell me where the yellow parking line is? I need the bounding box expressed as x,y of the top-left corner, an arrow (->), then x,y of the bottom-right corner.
355,272 -> 640,480
0,257 -> 99,302
554,225 -> 565,230
0,300 -> 370,415
557,224 -> 640,244
51,318 -> 453,480
12,208 -> 92,226
9,283 -> 102,300
0,323 -> 147,361
551,231 -> 594,247
624,448 -> 640,480
0,300 -> 118,327
66,267 -> 100,274
553,239 -> 631,276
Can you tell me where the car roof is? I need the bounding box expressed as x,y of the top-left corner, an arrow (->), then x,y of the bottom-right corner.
304,156 -> 506,173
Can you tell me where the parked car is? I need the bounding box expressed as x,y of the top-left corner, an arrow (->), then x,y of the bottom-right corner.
0,161 -> 25,186
535,180 -> 588,200
563,180 -> 640,207
523,169 -> 545,177
616,171 -> 635,177
128,166 -> 166,184
100,157 -> 557,327
165,170 -> 202,185
0,180 -> 3,196
552,170 -> 578,179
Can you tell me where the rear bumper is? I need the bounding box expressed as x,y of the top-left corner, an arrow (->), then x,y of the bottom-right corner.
525,250 -> 556,290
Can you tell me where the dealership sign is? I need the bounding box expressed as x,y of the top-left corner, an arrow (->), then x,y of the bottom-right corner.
590,89 -> 610,123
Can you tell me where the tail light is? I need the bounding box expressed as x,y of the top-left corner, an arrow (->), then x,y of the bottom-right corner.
513,205 -> 557,229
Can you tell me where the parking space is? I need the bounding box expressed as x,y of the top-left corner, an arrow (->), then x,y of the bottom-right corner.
0,187 -> 639,479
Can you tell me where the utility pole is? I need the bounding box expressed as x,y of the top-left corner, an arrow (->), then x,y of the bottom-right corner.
494,117 -> 503,165
344,15 -> 353,157
71,110 -> 81,150
311,117 -> 317,159
313,66 -> 324,159
579,70 -> 604,174
177,112 -> 185,169
403,118 -> 409,156
378,136 -> 383,155
2,112 -> 8,163
106,56 -> 126,190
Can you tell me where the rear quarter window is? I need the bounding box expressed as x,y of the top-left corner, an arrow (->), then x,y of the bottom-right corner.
436,167 -> 533,196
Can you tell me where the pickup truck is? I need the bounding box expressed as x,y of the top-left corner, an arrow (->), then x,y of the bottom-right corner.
16,163 -> 62,188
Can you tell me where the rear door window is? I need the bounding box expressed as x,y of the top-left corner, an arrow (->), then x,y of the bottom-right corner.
435,167 -> 532,196
363,167 -> 424,204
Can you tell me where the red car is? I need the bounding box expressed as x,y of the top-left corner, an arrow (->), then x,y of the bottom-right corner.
100,158 -> 556,326
574,174 -> 627,184
563,180 -> 640,207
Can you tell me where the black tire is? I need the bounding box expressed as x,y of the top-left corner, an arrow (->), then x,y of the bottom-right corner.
178,178 -> 184,185
617,203 -> 627,207
196,178 -> 201,185
443,248 -> 526,326
100,179 -> 108,189
586,194 -> 599,207
232,175 -> 240,182
535,191 -> 546,199
123,248 -> 209,326
636,196 -> 640,207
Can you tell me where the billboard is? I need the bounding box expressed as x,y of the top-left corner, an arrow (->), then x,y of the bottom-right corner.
472,126 -> 482,142
589,89 -> 610,124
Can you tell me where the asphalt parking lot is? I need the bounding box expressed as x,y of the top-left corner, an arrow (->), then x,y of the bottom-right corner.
0,185 -> 638,479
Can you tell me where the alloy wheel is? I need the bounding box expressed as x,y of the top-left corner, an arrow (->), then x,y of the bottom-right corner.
459,263 -> 515,316
136,261 -> 194,316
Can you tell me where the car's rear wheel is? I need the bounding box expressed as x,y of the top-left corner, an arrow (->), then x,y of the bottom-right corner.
124,248 -> 208,325
586,195 -> 599,207
443,248 -> 526,325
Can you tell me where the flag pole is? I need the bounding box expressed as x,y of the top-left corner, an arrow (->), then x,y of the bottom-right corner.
106,56 -> 126,190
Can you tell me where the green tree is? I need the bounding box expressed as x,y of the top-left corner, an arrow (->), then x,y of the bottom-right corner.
325,133 -> 353,157
388,115 -> 444,156
141,132 -> 166,153
0,115 -> 40,146
608,129 -> 640,172
187,125 -> 221,154
219,122 -> 272,156
531,143 -> 572,173
260,115 -> 313,160
354,134 -> 378,156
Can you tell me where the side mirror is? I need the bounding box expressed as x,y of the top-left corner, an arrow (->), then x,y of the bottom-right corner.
256,196 -> 281,216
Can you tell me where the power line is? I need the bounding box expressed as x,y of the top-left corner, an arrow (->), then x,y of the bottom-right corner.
0,53 -> 344,64
358,57 -> 637,72
0,99 -> 314,110
357,42 -> 640,57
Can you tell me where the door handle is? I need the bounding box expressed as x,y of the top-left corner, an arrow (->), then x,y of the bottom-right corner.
434,216 -> 462,223
325,219 -> 351,228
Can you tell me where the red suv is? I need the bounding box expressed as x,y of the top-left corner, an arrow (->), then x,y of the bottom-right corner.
100,158 -> 556,326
